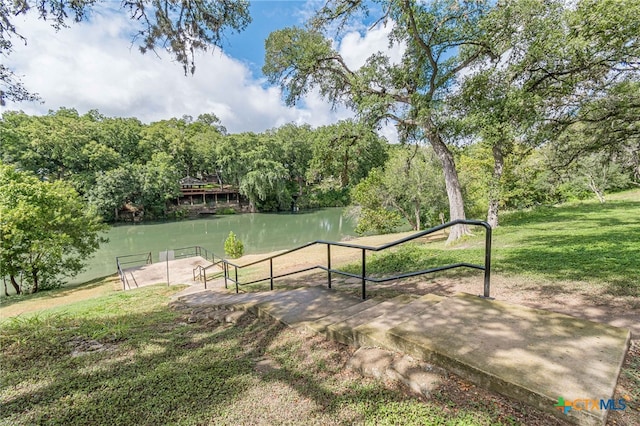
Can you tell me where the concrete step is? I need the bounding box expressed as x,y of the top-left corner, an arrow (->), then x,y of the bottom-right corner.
174,287 -> 287,310
353,293 -> 444,348
302,297 -> 384,334
175,287 -> 630,426
386,293 -> 630,426
249,286 -> 364,326
325,294 -> 418,346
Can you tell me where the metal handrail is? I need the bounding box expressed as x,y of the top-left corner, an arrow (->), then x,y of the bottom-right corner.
193,259 -> 225,289
115,252 -> 152,290
221,219 -> 492,300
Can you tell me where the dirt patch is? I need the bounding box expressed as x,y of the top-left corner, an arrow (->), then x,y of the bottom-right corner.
67,336 -> 117,357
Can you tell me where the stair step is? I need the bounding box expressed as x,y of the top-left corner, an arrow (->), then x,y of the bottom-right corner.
353,294 -> 444,349
385,293 -> 630,426
326,294 -> 417,346
176,287 -> 631,426
302,298 -> 384,334
252,286 -> 363,326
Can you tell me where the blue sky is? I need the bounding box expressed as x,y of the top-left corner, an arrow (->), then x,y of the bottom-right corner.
1,1 -> 400,139
224,1 -> 312,76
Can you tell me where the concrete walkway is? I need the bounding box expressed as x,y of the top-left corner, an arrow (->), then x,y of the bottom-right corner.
173,284 -> 630,426
122,257 -> 214,289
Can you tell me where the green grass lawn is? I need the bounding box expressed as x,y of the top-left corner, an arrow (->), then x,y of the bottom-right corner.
349,188 -> 640,297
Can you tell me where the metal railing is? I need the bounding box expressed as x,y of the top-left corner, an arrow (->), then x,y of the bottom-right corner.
221,219 -> 492,300
173,246 -> 215,261
116,246 -> 223,290
193,260 -> 226,288
115,252 -> 152,290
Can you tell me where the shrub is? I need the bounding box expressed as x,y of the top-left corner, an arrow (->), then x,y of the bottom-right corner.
217,207 -> 237,215
224,231 -> 244,258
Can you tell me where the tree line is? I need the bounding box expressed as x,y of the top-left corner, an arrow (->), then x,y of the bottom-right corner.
0,109 -> 391,218
1,101 -> 636,294
2,104 -> 636,227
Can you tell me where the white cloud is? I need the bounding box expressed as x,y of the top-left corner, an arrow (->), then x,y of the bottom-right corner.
0,8 -> 345,133
338,23 -> 404,70
1,6 -> 402,142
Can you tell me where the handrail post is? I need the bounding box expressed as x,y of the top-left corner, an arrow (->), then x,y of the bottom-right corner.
327,244 -> 332,289
269,258 -> 274,291
483,225 -> 492,298
361,248 -> 366,300
235,266 -> 239,294
204,269 -> 208,289
223,262 -> 228,289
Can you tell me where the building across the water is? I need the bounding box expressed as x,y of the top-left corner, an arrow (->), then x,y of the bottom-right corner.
176,176 -> 247,214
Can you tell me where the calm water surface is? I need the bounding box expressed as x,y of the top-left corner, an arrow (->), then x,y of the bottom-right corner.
72,208 -> 356,283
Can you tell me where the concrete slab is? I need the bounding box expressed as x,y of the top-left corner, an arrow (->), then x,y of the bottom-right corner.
252,286 -> 364,326
175,288 -> 286,310
173,287 -> 630,425
303,298 -> 384,334
124,256 -> 213,289
354,294 -> 444,348
326,295 -> 417,346
387,293 -> 630,426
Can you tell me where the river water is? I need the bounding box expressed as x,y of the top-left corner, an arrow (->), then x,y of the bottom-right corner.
72,208 -> 356,283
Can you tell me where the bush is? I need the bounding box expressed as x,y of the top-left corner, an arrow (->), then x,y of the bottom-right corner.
224,231 -> 244,258
217,207 -> 237,215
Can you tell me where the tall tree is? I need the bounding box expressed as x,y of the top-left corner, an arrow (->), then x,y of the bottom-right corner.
264,0 -> 498,242
1,0 -> 251,105
237,133 -> 290,212
455,0 -> 640,226
307,120 -> 388,189
0,164 -> 107,294
271,123 -> 314,195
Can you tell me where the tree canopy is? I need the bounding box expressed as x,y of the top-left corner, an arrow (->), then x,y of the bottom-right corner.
264,0 -> 640,237
0,164 -> 107,294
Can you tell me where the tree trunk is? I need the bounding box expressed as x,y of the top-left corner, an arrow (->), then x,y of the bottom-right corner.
587,175 -> 606,203
3,276 -> 9,296
487,143 -> 505,228
9,275 -> 21,295
31,268 -> 39,293
341,150 -> 350,187
427,126 -> 469,243
414,200 -> 421,231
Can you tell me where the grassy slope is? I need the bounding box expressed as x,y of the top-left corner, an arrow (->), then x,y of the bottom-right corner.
353,188 -> 640,297
1,189 -> 638,425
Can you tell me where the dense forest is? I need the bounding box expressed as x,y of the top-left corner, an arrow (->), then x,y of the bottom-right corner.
2,107 -> 637,230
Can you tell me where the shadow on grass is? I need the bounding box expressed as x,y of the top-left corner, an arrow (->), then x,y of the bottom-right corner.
0,292 -> 278,425
1,285 -> 546,426
496,229 -> 640,296
0,275 -> 119,310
